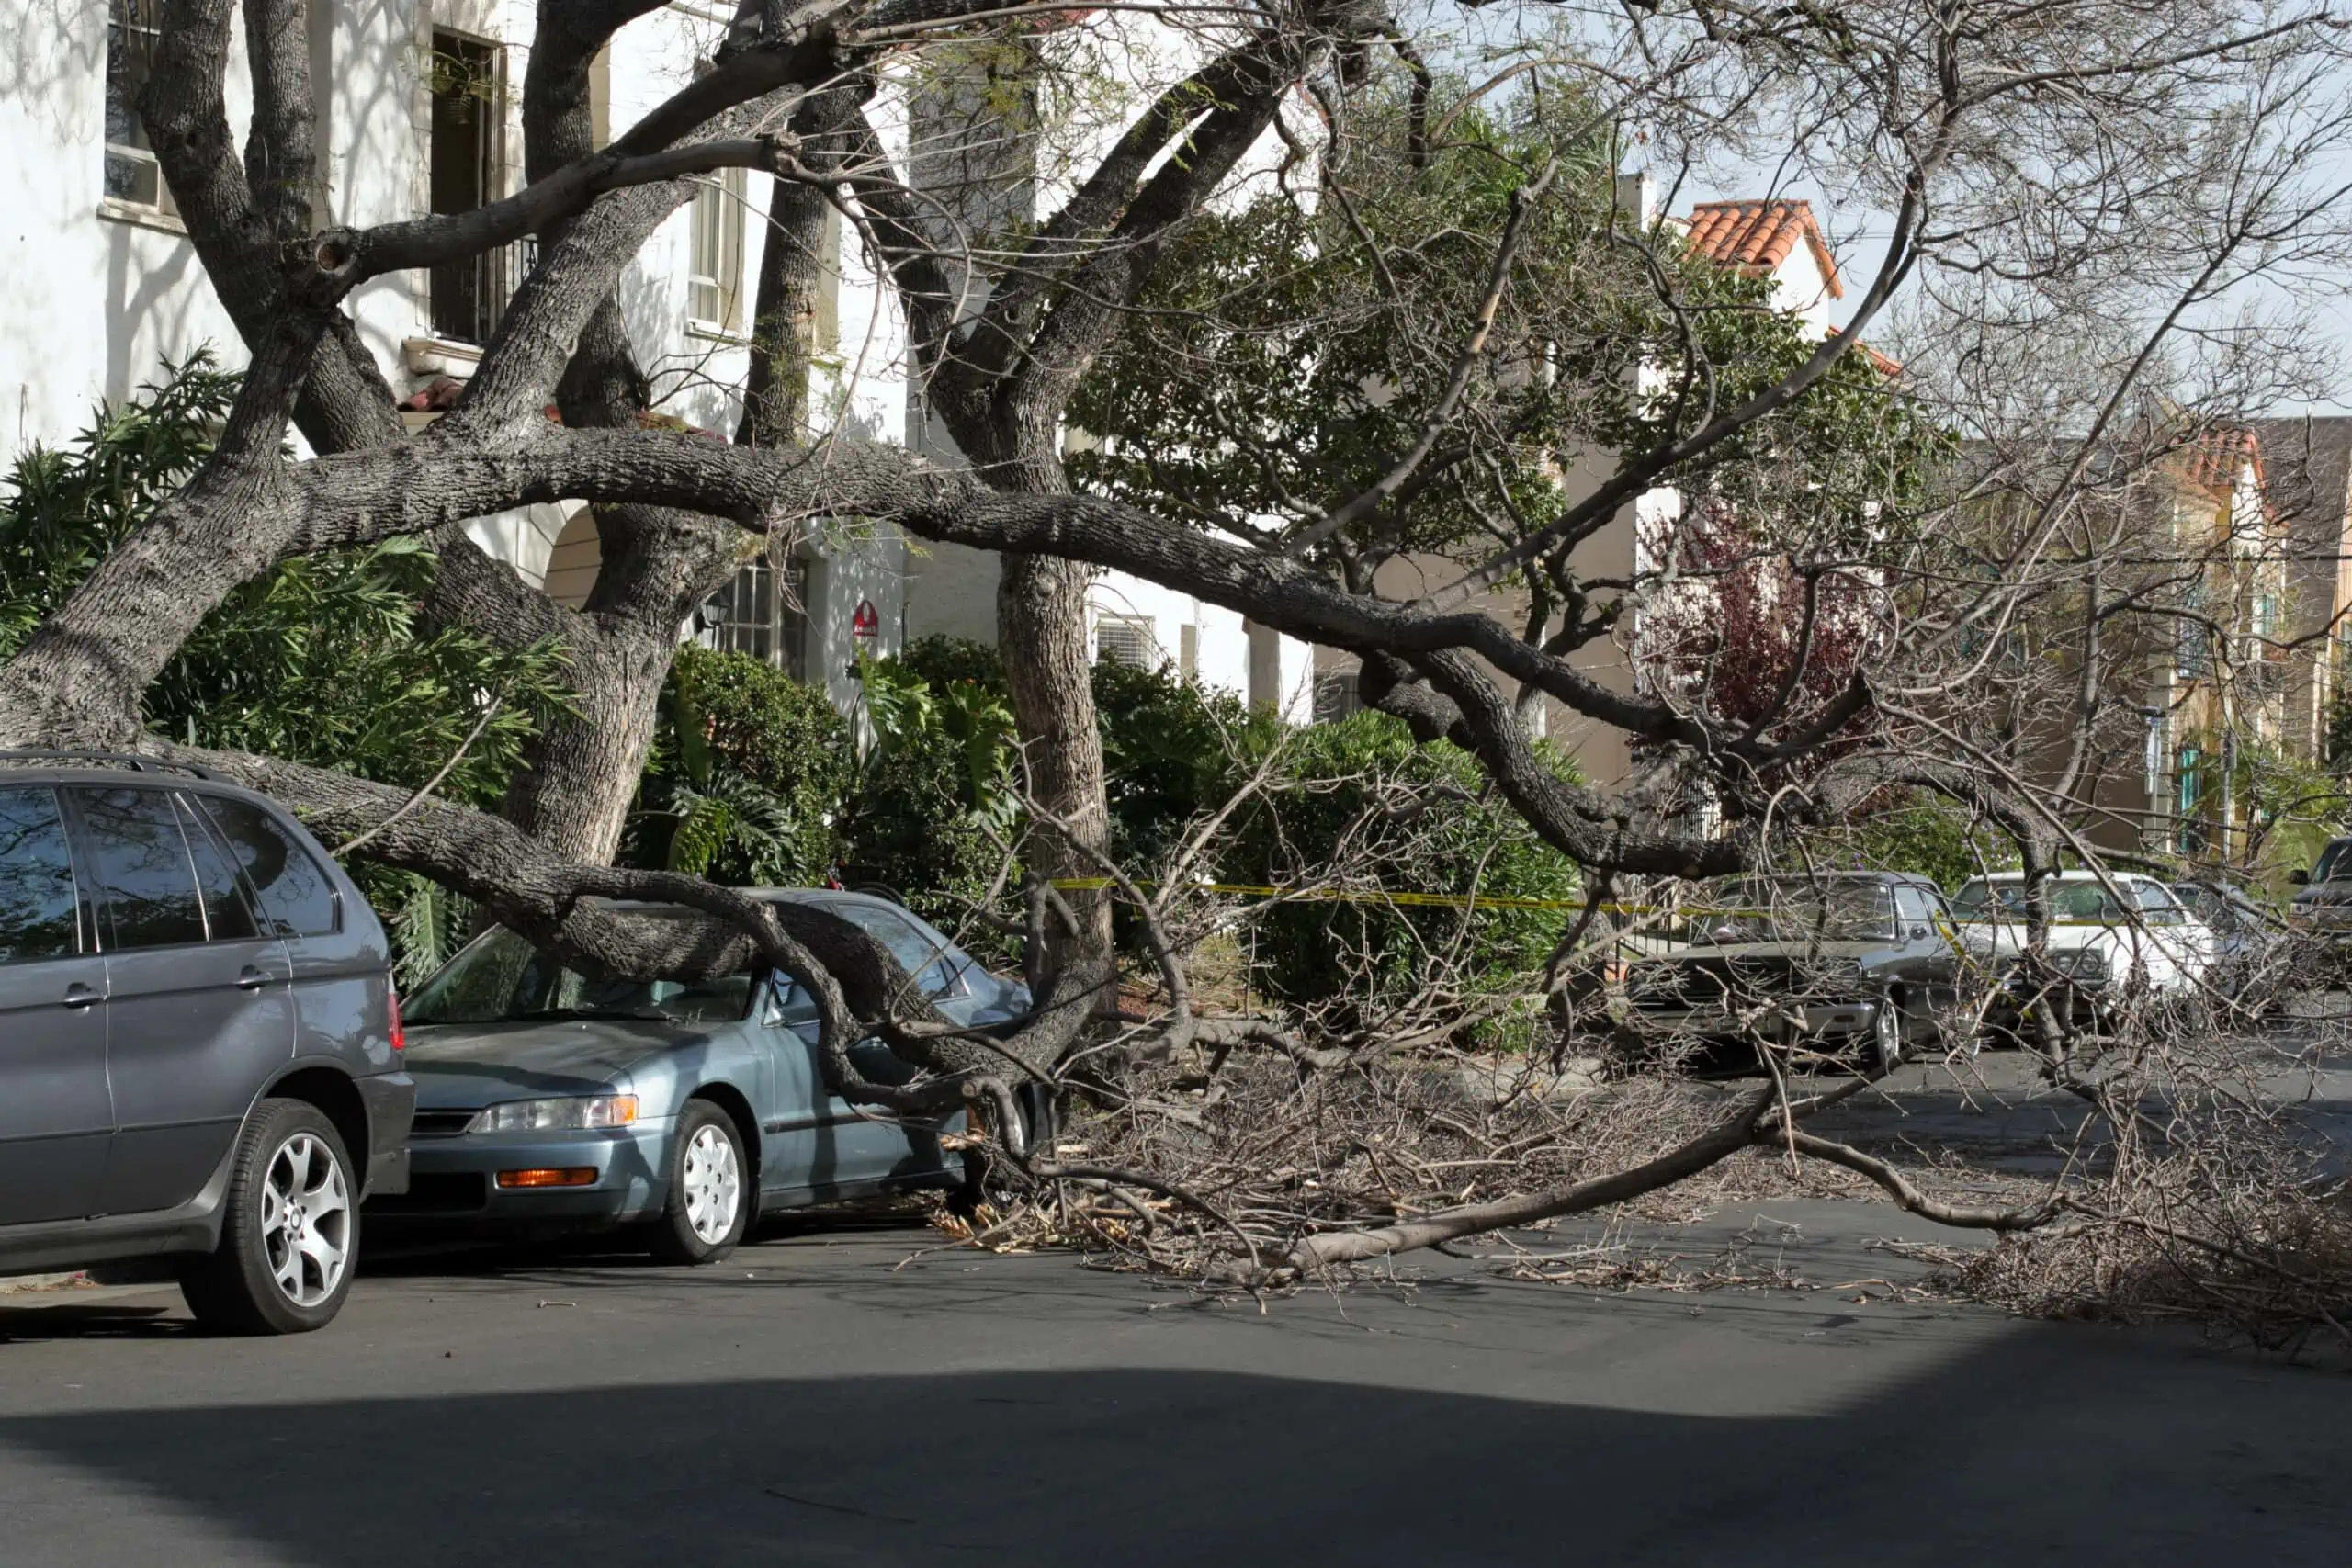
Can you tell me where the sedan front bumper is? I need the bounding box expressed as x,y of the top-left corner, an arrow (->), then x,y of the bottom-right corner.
1624,996 -> 1886,1047
367,1117 -> 674,1227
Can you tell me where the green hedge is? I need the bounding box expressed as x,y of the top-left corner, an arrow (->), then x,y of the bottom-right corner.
625,644 -> 851,887
1226,711 -> 1583,1012
628,637 -> 1587,1009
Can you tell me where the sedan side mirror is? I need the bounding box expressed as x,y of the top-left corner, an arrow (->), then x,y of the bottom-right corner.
2290,868 -> 2310,886
1909,924 -> 1929,941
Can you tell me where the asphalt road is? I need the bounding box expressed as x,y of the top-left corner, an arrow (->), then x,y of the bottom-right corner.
1,1202 -> 2347,1568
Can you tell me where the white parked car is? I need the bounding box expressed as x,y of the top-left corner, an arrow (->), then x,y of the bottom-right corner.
1950,872 -> 2214,1029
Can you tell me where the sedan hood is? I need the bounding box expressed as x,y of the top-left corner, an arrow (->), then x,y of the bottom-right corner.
1962,920 -> 2199,954
400,1018 -> 720,1109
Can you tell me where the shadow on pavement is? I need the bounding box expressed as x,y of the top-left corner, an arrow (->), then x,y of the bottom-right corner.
0,1301 -> 183,1342
0,1347 -> 2346,1564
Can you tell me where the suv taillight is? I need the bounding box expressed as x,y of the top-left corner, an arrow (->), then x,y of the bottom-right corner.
389,985 -> 406,1053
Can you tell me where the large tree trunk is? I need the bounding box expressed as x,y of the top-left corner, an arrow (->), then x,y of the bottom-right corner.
964,390 -> 1116,977
496,617 -> 685,865
998,550 -> 1114,971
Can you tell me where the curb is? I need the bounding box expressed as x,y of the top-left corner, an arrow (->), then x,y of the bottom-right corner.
0,1272 -> 89,1295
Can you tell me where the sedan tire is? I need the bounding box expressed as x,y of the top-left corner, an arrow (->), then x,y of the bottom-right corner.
179,1099 -> 358,1337
651,1100 -> 750,1266
1871,996 -> 1905,1072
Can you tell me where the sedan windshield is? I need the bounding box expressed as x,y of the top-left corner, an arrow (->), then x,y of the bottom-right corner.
1953,879 -> 2185,924
403,921 -> 753,1026
1691,880 -> 1895,943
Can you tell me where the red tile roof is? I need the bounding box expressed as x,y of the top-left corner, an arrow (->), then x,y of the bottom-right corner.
1683,200 -> 1844,299
2177,425 -> 2264,496
1826,328 -> 1902,378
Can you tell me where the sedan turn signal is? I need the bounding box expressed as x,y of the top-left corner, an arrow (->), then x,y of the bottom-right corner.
495,1168 -> 600,1189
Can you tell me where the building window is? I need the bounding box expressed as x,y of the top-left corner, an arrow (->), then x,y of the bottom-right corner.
1313,670 -> 1363,725
699,551 -> 808,681
2252,593 -> 2280,642
2175,585 -> 2211,679
104,0 -> 172,213
427,32 -> 506,344
2143,712 -> 2170,802
2174,743 -> 2206,856
1094,614 -> 1159,670
689,168 -> 747,333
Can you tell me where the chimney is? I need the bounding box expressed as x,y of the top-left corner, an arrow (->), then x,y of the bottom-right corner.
1614,170 -> 1656,229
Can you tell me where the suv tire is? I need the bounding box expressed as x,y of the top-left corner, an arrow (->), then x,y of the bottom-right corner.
179,1099 -> 359,1336
650,1100 -> 750,1266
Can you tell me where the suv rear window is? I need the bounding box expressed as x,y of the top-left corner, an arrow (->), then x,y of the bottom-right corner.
198,795 -> 338,937
0,785 -> 81,964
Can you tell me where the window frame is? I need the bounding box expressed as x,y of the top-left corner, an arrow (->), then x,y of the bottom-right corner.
698,548 -> 808,678
425,28 -> 511,345
1094,612 -> 1159,671
687,165 -> 750,336
174,793 -> 266,944
103,0 -> 177,220
0,785 -> 89,966
192,789 -> 344,940
62,785 -> 216,955
1314,669 -> 1363,725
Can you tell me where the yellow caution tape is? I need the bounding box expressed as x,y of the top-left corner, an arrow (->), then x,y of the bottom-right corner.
1050,877 -> 2211,931
1048,876 -> 1593,911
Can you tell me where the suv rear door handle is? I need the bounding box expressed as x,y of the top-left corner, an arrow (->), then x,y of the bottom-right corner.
236,965 -> 274,991
62,982 -> 101,1010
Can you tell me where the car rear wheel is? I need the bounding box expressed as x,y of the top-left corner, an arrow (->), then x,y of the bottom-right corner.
651,1100 -> 749,1266
179,1100 -> 357,1336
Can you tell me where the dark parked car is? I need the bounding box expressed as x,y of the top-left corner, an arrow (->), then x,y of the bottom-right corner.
0,753 -> 414,1334
2289,838 -> 2352,945
1618,873 -> 1973,1069
2172,880 -> 2277,998
375,891 -> 1031,1263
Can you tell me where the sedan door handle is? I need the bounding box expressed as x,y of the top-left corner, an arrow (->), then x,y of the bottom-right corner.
236,965 -> 273,991
62,982 -> 101,1010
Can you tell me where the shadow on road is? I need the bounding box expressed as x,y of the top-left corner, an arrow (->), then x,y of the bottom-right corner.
0,1347 -> 2344,1565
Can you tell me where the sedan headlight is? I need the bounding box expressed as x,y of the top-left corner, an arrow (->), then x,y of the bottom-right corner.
472,1095 -> 640,1134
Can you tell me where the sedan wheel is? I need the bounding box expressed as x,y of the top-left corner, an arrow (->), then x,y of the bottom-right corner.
1871,995 -> 1905,1072
652,1100 -> 751,1265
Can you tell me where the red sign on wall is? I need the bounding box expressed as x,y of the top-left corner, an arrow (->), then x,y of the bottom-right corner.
851,598 -> 880,641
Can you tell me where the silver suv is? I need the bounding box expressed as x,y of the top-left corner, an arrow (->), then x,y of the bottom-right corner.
0,754 -> 414,1333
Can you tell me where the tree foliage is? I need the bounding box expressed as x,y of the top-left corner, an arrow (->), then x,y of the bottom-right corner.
1,357 -> 571,979
626,644 -> 854,886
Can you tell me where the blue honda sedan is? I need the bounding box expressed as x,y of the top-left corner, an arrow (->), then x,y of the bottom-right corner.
369,890 -> 1028,1263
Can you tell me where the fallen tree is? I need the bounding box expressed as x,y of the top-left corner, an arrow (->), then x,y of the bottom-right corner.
6,0 -> 2352,1303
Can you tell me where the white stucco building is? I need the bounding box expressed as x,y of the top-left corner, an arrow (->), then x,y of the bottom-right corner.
3,2 -> 1314,724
